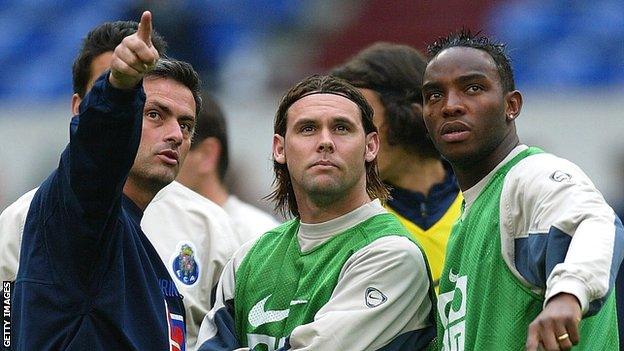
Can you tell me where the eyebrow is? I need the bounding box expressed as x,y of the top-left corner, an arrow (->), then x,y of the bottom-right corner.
332,116 -> 357,127
455,73 -> 489,84
422,81 -> 441,92
423,72 -> 489,91
146,101 -> 172,115
146,101 -> 195,121
291,116 -> 357,129
292,117 -> 317,129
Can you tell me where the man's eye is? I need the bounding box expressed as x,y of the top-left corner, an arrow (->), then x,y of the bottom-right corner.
335,125 -> 348,132
427,92 -> 442,101
146,111 -> 161,119
301,125 -> 315,133
466,85 -> 482,93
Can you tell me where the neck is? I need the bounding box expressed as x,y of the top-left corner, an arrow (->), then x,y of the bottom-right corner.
123,180 -> 160,210
454,132 -> 520,191
384,153 -> 446,196
296,184 -> 371,224
177,171 -> 229,206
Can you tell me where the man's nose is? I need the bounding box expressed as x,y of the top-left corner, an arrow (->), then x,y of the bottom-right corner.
441,91 -> 466,117
164,119 -> 183,145
317,129 -> 335,153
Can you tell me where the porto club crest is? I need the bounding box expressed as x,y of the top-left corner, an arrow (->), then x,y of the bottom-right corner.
171,242 -> 200,286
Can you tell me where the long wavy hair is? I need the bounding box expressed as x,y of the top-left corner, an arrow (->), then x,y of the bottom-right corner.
267,75 -> 389,219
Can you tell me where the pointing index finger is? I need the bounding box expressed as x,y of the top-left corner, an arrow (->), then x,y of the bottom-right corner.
137,11 -> 153,47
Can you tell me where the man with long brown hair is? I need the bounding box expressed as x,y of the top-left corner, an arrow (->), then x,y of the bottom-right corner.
196,75 -> 436,351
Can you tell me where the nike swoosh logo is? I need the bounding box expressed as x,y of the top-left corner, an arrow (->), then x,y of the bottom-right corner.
248,295 -> 291,328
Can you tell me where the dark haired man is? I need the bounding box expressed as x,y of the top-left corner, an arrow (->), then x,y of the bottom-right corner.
422,29 -> 623,350
196,75 -> 436,351
1,17 -> 166,286
10,12 -> 201,350
0,15 -> 243,350
332,42 -> 462,290
177,93 -> 279,240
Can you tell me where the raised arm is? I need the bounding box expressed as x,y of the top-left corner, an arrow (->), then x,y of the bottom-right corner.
68,11 -> 159,216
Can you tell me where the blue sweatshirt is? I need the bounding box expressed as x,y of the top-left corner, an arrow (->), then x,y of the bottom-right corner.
12,73 -> 186,350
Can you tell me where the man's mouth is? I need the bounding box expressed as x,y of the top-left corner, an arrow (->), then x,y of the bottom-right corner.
311,160 -> 337,169
157,149 -> 179,165
440,122 -> 471,143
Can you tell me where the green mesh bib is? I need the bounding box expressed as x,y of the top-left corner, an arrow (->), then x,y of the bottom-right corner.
437,147 -> 619,350
234,212 -> 433,351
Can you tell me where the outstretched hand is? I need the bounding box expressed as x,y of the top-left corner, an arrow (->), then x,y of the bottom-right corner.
109,11 -> 159,89
526,293 -> 582,351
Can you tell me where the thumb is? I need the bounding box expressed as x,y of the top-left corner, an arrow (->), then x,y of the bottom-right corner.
137,11 -> 153,47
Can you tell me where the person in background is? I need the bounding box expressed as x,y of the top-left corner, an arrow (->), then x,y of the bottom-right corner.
177,93 -> 279,241
422,29 -> 622,350
331,42 -> 461,290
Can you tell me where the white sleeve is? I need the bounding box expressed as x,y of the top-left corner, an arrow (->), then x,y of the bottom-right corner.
0,188 -> 38,282
196,239 -> 257,351
500,153 -> 623,315
286,236 -> 435,351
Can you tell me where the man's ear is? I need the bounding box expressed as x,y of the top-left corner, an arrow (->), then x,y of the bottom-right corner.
364,132 -> 379,163
273,134 -> 286,165
195,137 -> 222,173
505,90 -> 523,122
71,94 -> 82,116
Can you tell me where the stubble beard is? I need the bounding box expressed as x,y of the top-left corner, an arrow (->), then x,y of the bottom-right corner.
128,160 -> 177,197
302,171 -> 361,208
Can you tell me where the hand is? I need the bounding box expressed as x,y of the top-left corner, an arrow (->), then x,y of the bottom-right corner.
109,11 -> 159,89
526,293 -> 582,351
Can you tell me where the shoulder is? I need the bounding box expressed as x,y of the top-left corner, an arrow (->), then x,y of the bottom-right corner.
249,219 -> 297,247
501,152 -> 602,227
143,181 -> 239,256
148,182 -> 230,221
224,196 -> 279,228
505,152 -> 594,193
1,188 -> 39,223
345,236 -> 427,275
152,181 -> 214,205
0,188 -> 39,231
229,235 -> 265,273
0,188 -> 39,281
240,219 -> 297,259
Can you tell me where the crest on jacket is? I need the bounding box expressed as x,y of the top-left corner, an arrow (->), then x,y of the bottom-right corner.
171,241 -> 200,286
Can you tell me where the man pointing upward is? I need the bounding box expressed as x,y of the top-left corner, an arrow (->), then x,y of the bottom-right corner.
12,11 -> 201,350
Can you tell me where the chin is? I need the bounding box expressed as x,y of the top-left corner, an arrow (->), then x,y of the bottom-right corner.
145,169 -> 177,190
305,180 -> 344,196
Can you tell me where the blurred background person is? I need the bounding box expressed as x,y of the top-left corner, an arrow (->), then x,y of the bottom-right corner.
331,42 -> 461,291
177,93 -> 280,239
